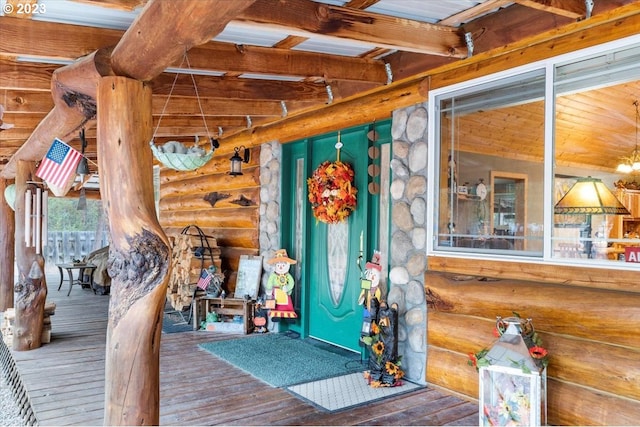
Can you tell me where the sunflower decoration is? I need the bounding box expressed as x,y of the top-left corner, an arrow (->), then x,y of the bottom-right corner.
307,160 -> 357,224
361,319 -> 404,387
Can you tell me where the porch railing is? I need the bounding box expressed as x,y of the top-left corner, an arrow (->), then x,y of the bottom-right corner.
44,231 -> 109,265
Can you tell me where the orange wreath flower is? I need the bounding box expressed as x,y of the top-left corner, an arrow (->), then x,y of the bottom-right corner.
307,160 -> 357,224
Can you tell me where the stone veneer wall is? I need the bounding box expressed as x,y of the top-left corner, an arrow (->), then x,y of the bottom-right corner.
387,103 -> 429,385
259,140 -> 282,287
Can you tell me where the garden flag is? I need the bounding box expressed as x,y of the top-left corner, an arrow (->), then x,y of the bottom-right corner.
196,269 -> 212,290
36,138 -> 83,189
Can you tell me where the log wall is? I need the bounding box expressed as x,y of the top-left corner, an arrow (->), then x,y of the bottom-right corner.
425,266 -> 640,426
158,145 -> 261,293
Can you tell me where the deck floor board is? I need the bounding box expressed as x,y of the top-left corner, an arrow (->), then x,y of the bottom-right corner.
5,273 -> 478,426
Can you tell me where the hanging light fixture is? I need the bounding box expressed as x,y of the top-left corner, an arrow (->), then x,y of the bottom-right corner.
616,100 -> 640,173
554,176 -> 630,257
229,146 -> 250,176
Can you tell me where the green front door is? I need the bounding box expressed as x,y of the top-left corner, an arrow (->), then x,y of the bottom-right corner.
306,128 -> 371,352
281,122 -> 390,353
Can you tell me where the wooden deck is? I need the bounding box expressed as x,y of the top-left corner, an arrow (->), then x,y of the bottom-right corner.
5,274 -> 478,426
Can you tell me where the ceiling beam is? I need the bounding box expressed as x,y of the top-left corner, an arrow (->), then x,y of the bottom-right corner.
218,3 -> 640,150
148,73 -> 332,101
0,58 -> 54,91
0,17 -> 389,83
189,43 -> 388,83
0,90 -> 54,113
439,0 -> 512,26
513,0 -> 587,19
0,16 -> 123,60
69,0 -> 147,11
237,0 -> 468,58
110,0 -> 258,80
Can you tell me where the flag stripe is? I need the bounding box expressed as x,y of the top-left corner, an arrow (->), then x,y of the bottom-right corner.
36,138 -> 83,188
197,269 -> 212,290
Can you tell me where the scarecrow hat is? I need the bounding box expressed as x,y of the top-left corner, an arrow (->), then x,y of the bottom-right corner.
365,251 -> 382,271
268,249 -> 297,264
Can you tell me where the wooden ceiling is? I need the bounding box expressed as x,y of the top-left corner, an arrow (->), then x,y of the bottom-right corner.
1,0 -> 639,178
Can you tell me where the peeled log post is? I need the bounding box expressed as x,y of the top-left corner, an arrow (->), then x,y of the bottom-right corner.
0,178 -> 15,311
13,161 -> 46,351
98,76 -> 170,425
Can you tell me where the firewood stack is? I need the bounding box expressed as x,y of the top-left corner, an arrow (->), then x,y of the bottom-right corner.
1,301 -> 56,346
166,232 -> 222,311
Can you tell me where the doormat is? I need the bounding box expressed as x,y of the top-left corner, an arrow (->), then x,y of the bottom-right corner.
162,310 -> 193,334
287,372 -> 422,412
198,333 -> 364,387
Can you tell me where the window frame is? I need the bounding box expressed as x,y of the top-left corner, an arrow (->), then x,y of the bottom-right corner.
427,33 -> 640,270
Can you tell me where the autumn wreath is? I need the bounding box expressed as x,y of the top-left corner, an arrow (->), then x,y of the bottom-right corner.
307,160 -> 357,224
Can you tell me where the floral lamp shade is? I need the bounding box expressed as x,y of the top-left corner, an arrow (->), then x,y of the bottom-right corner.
478,316 -> 547,426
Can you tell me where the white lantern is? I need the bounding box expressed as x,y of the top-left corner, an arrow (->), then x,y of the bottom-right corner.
478,316 -> 547,426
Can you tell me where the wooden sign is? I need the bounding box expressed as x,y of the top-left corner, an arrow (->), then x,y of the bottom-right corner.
234,255 -> 262,299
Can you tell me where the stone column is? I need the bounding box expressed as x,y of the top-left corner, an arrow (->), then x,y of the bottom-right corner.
387,103 -> 429,384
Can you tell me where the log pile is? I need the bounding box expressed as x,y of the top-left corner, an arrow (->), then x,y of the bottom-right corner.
166,232 -> 222,311
1,302 -> 56,346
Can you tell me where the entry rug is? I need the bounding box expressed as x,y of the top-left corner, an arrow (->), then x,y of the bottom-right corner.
198,333 -> 363,387
162,310 -> 193,334
287,372 -> 422,412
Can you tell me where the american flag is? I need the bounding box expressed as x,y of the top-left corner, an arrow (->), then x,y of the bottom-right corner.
196,269 -> 212,290
36,138 -> 83,188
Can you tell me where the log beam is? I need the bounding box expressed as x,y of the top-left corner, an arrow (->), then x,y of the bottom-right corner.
98,76 -> 170,425
0,178 -> 15,311
425,272 -> 640,348
110,0 -> 258,81
1,48 -> 113,178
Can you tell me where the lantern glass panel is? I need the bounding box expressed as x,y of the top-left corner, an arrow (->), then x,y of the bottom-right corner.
479,365 -> 546,426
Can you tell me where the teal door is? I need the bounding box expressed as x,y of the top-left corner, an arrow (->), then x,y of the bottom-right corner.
280,121 -> 390,353
306,128 -> 372,352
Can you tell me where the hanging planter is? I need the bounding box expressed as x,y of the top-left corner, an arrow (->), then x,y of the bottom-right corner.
150,51 -> 220,171
150,138 -> 218,171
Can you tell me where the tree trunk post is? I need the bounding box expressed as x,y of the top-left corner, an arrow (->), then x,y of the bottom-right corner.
0,178 -> 16,311
98,76 -> 170,426
13,161 -> 47,351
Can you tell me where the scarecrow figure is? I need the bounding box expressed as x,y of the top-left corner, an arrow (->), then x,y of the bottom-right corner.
265,249 -> 298,320
358,251 -> 383,310
359,251 -> 383,346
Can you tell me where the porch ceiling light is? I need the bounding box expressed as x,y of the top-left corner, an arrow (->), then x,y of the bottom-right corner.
229,146 -> 250,176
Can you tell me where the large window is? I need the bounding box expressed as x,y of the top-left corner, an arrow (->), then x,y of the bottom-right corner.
433,70 -> 546,256
430,36 -> 640,267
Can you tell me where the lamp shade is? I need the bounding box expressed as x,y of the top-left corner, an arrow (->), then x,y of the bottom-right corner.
554,177 -> 630,215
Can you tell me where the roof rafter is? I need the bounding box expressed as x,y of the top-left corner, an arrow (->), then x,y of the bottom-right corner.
237,0 -> 468,58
